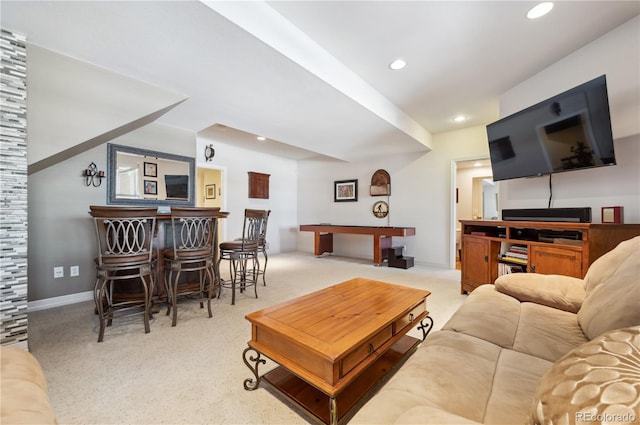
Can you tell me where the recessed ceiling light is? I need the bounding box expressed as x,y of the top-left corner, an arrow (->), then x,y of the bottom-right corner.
257,136 -> 266,141
527,2 -> 553,19
452,115 -> 467,123
474,162 -> 482,167
389,59 -> 406,70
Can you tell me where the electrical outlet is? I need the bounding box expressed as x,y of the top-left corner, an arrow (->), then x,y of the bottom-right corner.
53,266 -> 64,278
70,266 -> 79,277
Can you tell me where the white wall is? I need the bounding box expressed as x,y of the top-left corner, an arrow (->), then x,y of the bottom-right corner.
297,125 -> 490,268
196,139 -> 299,254
498,16 -> 640,222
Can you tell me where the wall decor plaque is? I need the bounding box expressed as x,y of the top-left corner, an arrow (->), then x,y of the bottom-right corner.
370,169 -> 390,196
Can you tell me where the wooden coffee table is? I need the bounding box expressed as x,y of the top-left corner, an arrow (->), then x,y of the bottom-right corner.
243,277 -> 433,425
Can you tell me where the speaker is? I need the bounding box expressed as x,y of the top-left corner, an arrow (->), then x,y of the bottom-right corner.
502,207 -> 591,223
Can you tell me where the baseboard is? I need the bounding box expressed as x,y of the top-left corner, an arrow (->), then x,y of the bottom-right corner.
28,290 -> 93,312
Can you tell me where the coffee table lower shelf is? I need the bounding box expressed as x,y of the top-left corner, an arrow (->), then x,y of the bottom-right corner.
261,335 -> 420,425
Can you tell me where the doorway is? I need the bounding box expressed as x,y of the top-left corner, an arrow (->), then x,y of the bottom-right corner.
451,158 -> 496,269
196,166 -> 226,243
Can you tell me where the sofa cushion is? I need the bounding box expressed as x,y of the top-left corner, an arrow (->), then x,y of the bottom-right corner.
443,285 -> 587,361
350,331 -> 502,424
529,326 -> 640,425
578,237 -> 640,340
442,284 -> 521,349
350,330 -> 553,424
513,303 -> 588,362
582,236 -> 639,294
382,405 -> 481,424
484,349 -> 552,424
495,272 -> 585,313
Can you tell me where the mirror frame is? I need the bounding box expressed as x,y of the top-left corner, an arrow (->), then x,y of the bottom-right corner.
107,143 -> 195,207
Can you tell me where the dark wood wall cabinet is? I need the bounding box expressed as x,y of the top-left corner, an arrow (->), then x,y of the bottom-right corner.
459,219 -> 640,294
248,172 -> 270,199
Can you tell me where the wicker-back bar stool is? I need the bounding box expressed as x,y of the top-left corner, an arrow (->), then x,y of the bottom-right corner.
235,210 -> 271,285
218,209 -> 270,305
90,206 -> 157,342
163,207 -> 220,326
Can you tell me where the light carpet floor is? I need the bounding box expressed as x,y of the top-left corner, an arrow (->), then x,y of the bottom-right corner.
27,252 -> 466,425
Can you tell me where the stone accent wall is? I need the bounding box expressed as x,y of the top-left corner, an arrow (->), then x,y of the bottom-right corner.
0,29 -> 28,346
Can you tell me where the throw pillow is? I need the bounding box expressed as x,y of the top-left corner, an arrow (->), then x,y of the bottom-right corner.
495,273 -> 585,313
529,326 -> 640,425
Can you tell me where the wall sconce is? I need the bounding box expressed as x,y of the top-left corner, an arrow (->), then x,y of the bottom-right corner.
83,162 -> 105,187
204,144 -> 215,162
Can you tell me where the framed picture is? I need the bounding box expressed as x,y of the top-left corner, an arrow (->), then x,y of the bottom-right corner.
144,180 -> 157,195
334,179 -> 358,202
143,162 -> 157,177
205,184 -> 216,200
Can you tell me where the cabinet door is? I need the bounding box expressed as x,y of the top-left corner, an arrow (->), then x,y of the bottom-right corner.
248,172 -> 270,199
529,245 -> 582,277
461,236 -> 496,293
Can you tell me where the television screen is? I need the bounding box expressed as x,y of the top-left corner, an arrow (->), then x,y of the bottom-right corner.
486,75 -> 615,181
164,175 -> 189,200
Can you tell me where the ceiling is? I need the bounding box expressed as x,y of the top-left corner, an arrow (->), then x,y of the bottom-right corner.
2,1 -> 638,162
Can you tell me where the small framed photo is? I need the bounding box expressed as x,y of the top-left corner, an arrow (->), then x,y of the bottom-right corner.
143,162 -> 157,177
334,179 -> 358,202
601,206 -> 623,224
205,184 -> 216,200
144,180 -> 157,195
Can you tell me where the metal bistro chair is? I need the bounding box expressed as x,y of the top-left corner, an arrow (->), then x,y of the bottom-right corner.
218,209 -> 270,305
235,209 -> 270,285
163,207 -> 219,326
90,206 -> 157,343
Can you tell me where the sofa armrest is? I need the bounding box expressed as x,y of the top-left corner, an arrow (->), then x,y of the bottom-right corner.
1,346 -> 57,425
494,273 -> 585,313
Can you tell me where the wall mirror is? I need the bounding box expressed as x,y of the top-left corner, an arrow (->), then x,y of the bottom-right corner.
107,143 -> 195,206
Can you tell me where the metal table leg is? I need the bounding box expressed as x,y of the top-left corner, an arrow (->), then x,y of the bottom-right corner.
243,347 -> 266,391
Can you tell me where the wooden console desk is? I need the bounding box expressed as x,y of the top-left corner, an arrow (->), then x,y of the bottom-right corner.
299,224 -> 416,265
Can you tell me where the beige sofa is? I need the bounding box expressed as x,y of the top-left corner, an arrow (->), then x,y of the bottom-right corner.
1,346 -> 57,424
351,236 -> 640,424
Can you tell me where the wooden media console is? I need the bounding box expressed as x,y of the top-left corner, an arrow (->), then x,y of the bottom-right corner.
459,220 -> 640,294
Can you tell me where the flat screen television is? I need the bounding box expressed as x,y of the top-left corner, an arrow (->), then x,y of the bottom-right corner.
486,75 -> 616,181
164,175 -> 189,200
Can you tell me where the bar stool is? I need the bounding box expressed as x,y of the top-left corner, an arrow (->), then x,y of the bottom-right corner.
163,207 -> 219,326
218,209 -> 269,305
235,210 -> 270,285
90,206 -> 157,343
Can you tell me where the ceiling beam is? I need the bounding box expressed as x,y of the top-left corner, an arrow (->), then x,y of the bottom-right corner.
202,0 -> 432,153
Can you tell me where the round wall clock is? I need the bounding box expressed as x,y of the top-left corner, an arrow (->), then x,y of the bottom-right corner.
372,200 -> 389,218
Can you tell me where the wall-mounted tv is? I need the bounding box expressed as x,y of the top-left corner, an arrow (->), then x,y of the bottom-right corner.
486,75 -> 616,181
164,175 -> 189,200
